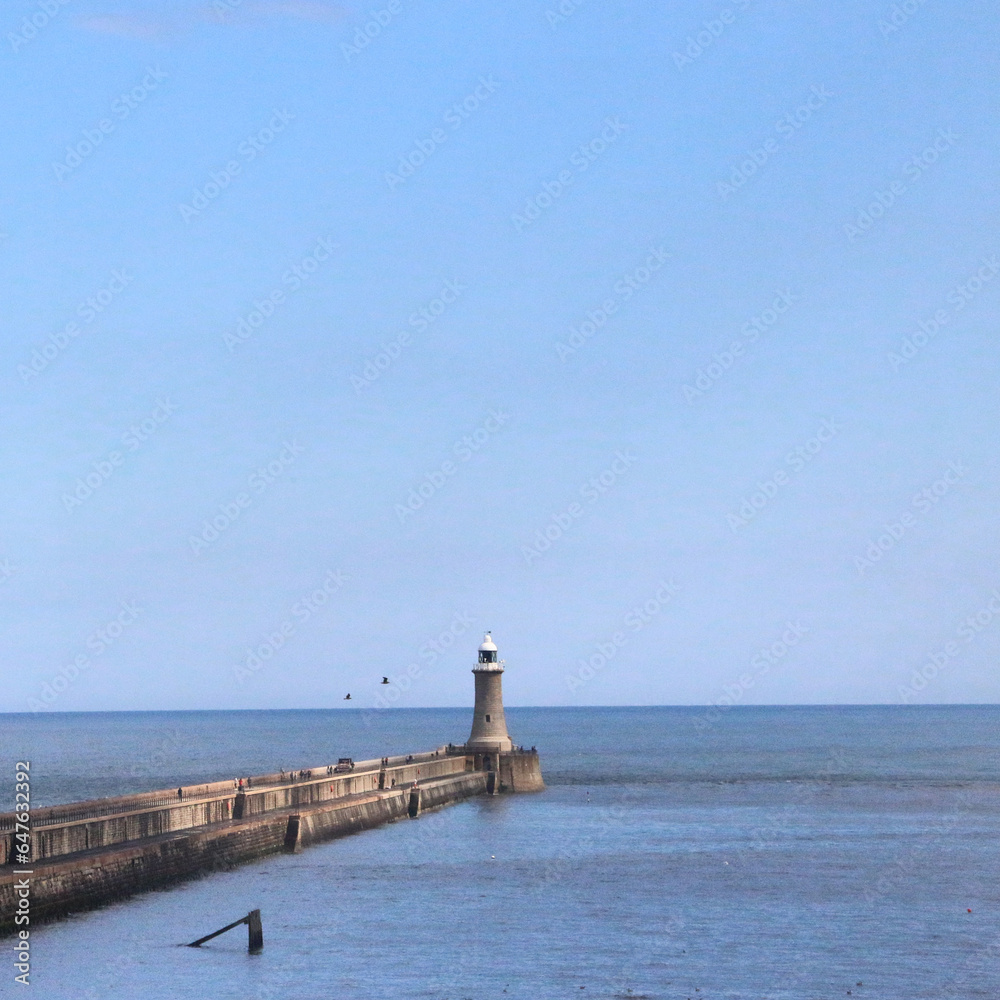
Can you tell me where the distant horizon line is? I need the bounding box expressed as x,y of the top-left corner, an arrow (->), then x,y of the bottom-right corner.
2,703 -> 997,716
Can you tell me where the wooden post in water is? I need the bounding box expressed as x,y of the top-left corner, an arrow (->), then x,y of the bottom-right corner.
246,909 -> 263,952
187,909 -> 263,953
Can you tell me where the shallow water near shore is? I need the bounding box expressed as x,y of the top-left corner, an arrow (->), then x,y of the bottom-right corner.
3,705 -> 999,998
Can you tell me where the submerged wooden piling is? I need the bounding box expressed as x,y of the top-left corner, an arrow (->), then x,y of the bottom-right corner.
247,909 -> 263,952
187,909 -> 262,952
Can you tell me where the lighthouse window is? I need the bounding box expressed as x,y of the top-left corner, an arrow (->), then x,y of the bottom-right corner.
485,715 -> 491,722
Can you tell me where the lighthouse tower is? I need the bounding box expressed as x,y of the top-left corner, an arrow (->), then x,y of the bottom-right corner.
466,632 -> 513,751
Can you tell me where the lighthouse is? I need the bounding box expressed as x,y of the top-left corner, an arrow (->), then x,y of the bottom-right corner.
466,632 -> 513,752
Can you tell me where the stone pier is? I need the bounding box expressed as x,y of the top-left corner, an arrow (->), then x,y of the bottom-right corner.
0,746 -> 543,933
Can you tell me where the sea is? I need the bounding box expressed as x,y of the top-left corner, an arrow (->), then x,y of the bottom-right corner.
1,705 -> 998,999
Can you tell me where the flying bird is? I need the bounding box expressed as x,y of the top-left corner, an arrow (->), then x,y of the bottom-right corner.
343,693 -> 351,700
381,676 -> 389,684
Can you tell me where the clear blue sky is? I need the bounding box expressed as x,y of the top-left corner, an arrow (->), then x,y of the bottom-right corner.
3,0 -> 999,711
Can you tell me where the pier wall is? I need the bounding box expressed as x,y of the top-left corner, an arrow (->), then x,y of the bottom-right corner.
29,796 -> 238,862
0,770 -> 488,933
405,771 -> 488,815
0,747 -> 540,934
3,811 -> 293,930
1,751 -> 465,865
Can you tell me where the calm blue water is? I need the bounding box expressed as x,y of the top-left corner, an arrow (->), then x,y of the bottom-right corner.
2,706 -> 998,998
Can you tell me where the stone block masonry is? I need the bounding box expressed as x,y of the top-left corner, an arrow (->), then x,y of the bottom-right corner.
499,751 -> 546,793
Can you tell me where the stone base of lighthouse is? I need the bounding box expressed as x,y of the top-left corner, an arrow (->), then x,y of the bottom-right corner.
455,748 -> 545,793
